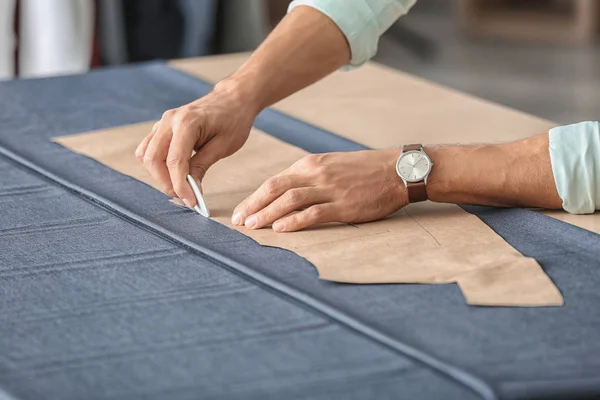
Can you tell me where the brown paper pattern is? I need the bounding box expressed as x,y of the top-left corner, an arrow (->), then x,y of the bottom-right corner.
55,122 -> 563,306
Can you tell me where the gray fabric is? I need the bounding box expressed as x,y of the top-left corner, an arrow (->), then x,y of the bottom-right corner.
0,62 -> 599,399
0,154 -> 473,400
0,64 -> 479,400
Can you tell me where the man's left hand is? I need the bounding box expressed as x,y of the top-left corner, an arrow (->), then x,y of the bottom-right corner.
231,149 -> 407,232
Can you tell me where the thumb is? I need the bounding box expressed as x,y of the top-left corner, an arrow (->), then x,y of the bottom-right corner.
188,138 -> 226,185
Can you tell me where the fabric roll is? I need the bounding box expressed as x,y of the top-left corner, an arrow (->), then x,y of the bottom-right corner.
19,0 -> 94,78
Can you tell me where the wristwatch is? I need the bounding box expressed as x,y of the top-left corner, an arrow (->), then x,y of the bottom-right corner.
395,144 -> 433,203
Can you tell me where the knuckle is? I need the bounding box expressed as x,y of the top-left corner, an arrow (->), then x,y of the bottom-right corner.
161,109 -> 176,120
165,155 -> 183,169
175,107 -> 201,128
308,205 -> 326,221
313,165 -> 328,177
298,154 -> 330,176
264,177 -> 282,194
142,152 -> 158,168
295,156 -> 309,169
172,109 -> 190,126
301,154 -> 320,167
285,189 -> 304,205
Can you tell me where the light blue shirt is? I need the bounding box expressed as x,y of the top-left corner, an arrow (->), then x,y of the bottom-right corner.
288,0 -> 416,68
288,0 -> 599,214
550,122 -> 600,214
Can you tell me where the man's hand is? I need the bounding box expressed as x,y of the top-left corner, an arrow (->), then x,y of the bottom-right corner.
232,150 -> 407,232
135,6 -> 350,208
135,84 -> 256,208
230,134 -> 563,234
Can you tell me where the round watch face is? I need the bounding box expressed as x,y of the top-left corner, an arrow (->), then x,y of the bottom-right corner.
396,151 -> 432,182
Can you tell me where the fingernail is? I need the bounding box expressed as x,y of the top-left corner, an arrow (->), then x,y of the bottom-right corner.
232,212 -> 243,225
245,216 -> 257,229
273,221 -> 285,232
182,198 -> 193,208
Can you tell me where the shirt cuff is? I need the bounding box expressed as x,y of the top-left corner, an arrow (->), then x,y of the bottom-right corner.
549,121 -> 600,214
288,0 -> 415,69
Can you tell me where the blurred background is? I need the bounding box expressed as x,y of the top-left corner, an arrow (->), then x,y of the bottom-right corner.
1,0 -> 599,124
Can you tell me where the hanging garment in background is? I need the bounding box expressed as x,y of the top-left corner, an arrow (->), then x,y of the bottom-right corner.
98,0 -> 218,64
218,0 -> 269,53
19,0 -> 94,78
123,0 -> 184,62
97,0 -> 128,65
0,0 -> 16,80
178,0 -> 218,57
3,0 -> 267,76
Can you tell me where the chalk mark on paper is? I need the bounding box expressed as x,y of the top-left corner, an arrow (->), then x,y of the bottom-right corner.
405,210 -> 441,246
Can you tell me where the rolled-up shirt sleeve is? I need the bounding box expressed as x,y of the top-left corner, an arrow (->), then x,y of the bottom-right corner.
288,0 -> 416,68
549,121 -> 600,214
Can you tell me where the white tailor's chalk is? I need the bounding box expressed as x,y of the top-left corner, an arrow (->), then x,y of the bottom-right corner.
186,174 -> 210,218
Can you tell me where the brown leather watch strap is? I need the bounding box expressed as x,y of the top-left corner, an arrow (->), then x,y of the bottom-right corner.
402,143 -> 429,203
403,143 -> 421,152
407,181 -> 428,203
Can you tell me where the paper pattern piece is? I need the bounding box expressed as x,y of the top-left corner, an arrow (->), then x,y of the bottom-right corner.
55,122 -> 563,306
170,56 -> 600,235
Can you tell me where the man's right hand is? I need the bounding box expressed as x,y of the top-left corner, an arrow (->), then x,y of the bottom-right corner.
135,5 -> 351,209
135,82 -> 256,208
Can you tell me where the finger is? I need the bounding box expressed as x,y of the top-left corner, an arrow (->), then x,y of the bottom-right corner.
272,203 -> 338,232
135,132 -> 154,162
166,115 -> 201,207
143,115 -> 176,197
135,122 -> 159,161
174,138 -> 227,206
244,188 -> 325,230
184,137 -> 224,193
231,173 -> 306,226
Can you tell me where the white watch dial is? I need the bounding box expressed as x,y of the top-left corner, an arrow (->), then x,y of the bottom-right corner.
396,151 -> 432,182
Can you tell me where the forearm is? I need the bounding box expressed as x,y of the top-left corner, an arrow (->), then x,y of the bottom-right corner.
215,6 -> 350,114
426,134 -> 563,209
